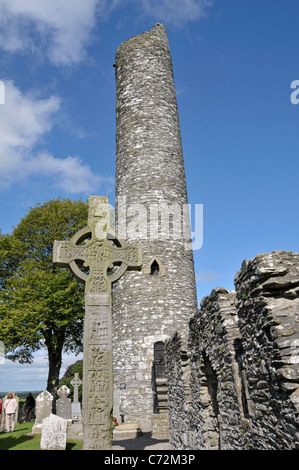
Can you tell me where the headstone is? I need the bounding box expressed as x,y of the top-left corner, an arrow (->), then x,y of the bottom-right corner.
32,391 -> 53,433
53,196 -> 142,450
56,385 -> 72,420
40,414 -> 67,450
71,373 -> 82,417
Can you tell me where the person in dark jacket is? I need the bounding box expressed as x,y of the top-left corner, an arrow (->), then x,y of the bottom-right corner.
24,393 -> 35,422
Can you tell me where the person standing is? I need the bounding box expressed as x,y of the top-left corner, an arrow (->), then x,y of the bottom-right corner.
4,393 -> 18,432
24,392 -> 35,422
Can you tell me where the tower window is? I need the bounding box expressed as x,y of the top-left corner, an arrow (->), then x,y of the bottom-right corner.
150,260 -> 160,275
143,257 -> 166,276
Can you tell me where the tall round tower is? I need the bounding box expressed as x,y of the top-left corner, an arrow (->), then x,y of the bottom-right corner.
112,24 -> 198,429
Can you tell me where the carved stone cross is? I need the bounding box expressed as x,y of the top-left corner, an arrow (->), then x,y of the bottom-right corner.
53,196 -> 142,450
71,373 -> 82,404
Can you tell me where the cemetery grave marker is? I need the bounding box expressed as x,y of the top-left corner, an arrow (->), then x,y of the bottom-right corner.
71,373 -> 82,417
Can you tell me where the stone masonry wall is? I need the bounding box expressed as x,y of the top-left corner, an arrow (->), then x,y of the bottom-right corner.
234,251 -> 299,449
165,334 -> 193,449
112,24 -> 198,428
166,288 -> 247,450
166,251 -> 299,450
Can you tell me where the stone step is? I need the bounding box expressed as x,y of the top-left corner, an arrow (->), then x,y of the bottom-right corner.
152,414 -> 169,423
151,413 -> 169,439
155,378 -> 167,385
113,423 -> 142,439
152,429 -> 169,439
157,398 -> 168,405
157,408 -> 168,414
156,386 -> 168,393
157,406 -> 168,412
155,377 -> 169,414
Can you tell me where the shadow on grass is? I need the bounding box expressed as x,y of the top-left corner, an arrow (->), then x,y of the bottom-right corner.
0,422 -> 83,450
66,441 -> 82,450
0,423 -> 39,450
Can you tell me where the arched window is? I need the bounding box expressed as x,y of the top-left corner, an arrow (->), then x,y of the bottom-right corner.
143,257 -> 166,276
150,260 -> 160,275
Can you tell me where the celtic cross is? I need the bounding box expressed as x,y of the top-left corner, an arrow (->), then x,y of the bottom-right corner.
53,196 -> 142,450
53,195 -> 142,296
70,373 -> 82,405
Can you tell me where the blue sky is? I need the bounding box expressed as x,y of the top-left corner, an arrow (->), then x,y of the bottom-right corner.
0,0 -> 298,391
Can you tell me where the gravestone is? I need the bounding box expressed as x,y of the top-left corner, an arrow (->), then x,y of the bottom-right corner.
32,391 -> 53,433
53,196 -> 142,450
71,373 -> 82,417
40,414 -> 67,450
56,385 -> 72,420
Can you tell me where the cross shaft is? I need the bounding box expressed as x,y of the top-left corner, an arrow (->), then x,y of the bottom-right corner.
53,196 -> 142,449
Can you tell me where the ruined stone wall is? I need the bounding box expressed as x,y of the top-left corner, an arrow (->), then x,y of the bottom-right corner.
112,24 -> 198,427
166,251 -> 299,450
167,288 -> 247,450
165,334 -> 193,449
235,251 -> 299,449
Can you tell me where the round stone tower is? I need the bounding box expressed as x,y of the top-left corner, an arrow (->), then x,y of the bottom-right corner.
112,24 -> 198,429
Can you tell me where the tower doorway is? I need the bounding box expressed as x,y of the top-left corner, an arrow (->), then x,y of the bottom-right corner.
154,341 -> 165,378
152,342 -> 168,415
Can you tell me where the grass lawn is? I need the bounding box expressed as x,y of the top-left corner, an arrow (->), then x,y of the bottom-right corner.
0,421 -> 83,450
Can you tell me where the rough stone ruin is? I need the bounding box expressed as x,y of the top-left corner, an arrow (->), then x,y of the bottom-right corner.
165,251 -> 299,450
112,23 -> 198,430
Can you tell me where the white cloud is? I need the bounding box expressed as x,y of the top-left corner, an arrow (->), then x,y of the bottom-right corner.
0,81 -> 60,150
138,0 -> 212,26
0,0 -> 101,65
196,269 -> 222,283
0,350 -> 49,392
0,81 -> 112,193
0,0 -> 212,66
26,152 -> 113,194
0,349 -> 83,392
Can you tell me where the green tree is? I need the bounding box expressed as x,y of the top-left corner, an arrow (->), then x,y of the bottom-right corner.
0,199 -> 88,398
59,360 -> 83,402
